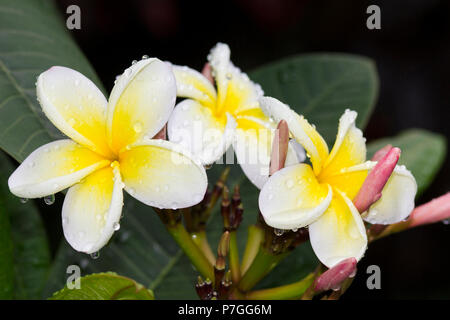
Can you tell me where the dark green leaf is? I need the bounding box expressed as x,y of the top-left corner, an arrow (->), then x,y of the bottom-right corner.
0,0 -> 103,162
249,53 -> 379,144
0,150 -> 51,299
49,272 -> 154,300
367,129 -> 447,196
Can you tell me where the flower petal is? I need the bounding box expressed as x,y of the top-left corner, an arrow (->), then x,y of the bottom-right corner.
119,139 -> 208,209
309,189 -> 367,268
233,114 -> 299,189
208,43 -> 231,110
107,58 -> 176,153
170,64 -> 216,107
37,66 -> 113,158
167,99 -> 236,165
62,163 -> 123,254
259,163 -> 332,230
259,96 -> 329,175
320,109 -> 366,178
361,163 -> 417,224
8,140 -> 109,198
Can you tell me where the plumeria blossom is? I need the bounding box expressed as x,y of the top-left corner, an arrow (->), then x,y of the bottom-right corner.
167,43 -> 301,188
258,97 -> 417,267
8,58 -> 207,254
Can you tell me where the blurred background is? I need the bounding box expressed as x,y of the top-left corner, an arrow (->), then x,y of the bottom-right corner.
49,0 -> 450,298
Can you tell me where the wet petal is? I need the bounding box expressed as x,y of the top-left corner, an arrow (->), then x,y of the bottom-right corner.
234,114 -> 299,189
119,139 -> 208,209
37,66 -> 112,158
107,58 -> 176,153
171,64 -> 216,107
259,163 -> 332,230
309,189 -> 367,268
167,99 -> 236,165
62,163 -> 124,254
8,140 -> 109,198
259,96 -> 329,174
320,110 -> 366,178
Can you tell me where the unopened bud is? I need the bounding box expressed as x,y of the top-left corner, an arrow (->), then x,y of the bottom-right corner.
314,257 -> 357,292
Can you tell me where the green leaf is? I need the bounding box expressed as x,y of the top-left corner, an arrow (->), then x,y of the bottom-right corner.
0,0 -> 103,162
249,53 -> 379,144
367,129 -> 447,196
49,272 -> 154,300
0,150 -> 51,299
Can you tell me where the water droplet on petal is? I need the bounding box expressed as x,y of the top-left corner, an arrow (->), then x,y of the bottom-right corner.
44,194 -> 55,205
20,198 -> 29,204
133,121 -> 143,133
113,222 -> 121,231
90,251 -> 100,260
274,228 -> 285,236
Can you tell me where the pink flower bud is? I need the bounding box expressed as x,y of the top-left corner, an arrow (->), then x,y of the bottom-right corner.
269,120 -> 289,176
371,144 -> 393,162
408,193 -> 450,228
314,257 -> 357,292
353,147 -> 401,213
201,63 -> 214,84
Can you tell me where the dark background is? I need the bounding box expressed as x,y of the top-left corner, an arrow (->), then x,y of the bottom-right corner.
51,0 -> 450,299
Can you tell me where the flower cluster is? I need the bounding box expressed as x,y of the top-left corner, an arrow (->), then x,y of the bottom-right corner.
8,42 -> 419,272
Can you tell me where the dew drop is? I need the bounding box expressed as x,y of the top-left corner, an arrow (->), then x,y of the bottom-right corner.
142,54 -> 149,59
133,121 -> 143,133
226,72 -> 232,80
44,194 -> 55,205
68,118 -> 76,127
20,198 -> 29,204
90,251 -> 100,260
131,59 -> 137,65
113,222 -> 120,231
285,179 -> 294,189
274,228 -> 285,236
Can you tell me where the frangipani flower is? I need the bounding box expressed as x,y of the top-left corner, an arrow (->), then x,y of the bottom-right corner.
258,97 -> 417,267
8,58 -> 207,254
167,43 -> 300,188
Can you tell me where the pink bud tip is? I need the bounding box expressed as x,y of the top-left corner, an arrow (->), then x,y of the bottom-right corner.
269,120 -> 289,176
353,147 -> 401,213
153,124 -> 167,140
314,257 -> 357,292
408,193 -> 450,228
371,144 -> 393,162
201,63 -> 214,84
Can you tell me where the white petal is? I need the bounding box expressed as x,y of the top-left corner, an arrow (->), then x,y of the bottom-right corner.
362,163 -> 417,224
167,99 -> 236,165
8,140 -> 109,198
259,163 -> 332,230
170,64 -> 216,106
62,163 -> 124,254
309,189 -> 367,268
233,115 -> 299,189
107,58 -> 176,153
208,42 -> 231,109
259,96 -> 329,174
37,66 -> 112,158
119,139 -> 208,209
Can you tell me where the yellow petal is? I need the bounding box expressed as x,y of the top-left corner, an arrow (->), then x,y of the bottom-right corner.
119,139 -> 207,209
107,58 -> 176,153
233,113 -> 299,189
309,189 -> 367,268
37,66 -> 113,158
171,64 -> 216,108
259,163 -> 332,230
8,140 -> 109,198
62,163 -> 123,253
320,110 -> 366,179
208,43 -> 231,110
167,99 -> 236,165
259,96 -> 329,175
361,162 -> 417,224
320,164 -> 369,200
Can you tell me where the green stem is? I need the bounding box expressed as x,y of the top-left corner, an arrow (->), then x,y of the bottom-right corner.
165,223 -> 214,281
240,225 -> 264,275
238,247 -> 289,292
246,273 -> 315,300
191,231 -> 216,265
229,231 -> 240,283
